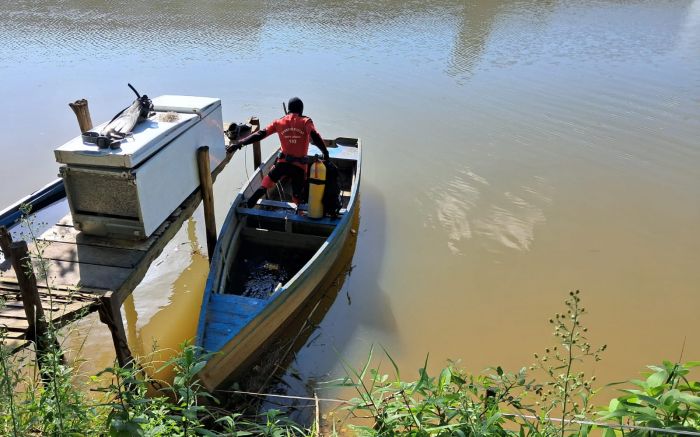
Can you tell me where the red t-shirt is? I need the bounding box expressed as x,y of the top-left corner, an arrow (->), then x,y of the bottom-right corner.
265,114 -> 320,158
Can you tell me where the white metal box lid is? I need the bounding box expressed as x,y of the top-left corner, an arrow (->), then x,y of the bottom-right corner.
54,95 -> 221,169
151,95 -> 220,114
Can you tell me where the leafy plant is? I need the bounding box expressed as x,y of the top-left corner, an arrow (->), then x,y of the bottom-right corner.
332,345 -> 538,436
602,360 -> 700,435
158,341 -> 218,435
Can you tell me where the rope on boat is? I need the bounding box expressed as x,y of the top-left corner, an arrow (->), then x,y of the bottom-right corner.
214,389 -> 700,436
215,388 -> 348,404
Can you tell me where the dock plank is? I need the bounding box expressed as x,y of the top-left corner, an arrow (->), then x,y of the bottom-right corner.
39,241 -> 142,269
39,224 -> 155,251
0,317 -> 29,331
2,300 -> 63,313
2,339 -> 29,351
0,331 -> 26,342
0,282 -> 107,298
42,260 -> 133,290
1,259 -> 132,290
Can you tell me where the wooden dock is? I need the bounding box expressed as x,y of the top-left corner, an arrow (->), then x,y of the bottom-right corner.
0,120 -> 260,365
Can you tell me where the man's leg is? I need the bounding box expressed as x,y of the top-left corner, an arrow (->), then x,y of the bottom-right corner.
246,186 -> 267,208
246,164 -> 284,208
289,165 -> 307,205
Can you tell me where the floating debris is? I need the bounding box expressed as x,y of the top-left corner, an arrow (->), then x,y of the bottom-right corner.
264,262 -> 280,271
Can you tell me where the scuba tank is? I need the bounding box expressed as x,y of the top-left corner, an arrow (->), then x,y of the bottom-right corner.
307,158 -> 326,219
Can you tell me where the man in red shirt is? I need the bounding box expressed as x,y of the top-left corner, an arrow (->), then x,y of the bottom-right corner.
227,97 -> 329,208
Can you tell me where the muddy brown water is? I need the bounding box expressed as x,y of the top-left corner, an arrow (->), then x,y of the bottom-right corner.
1,0 -> 699,414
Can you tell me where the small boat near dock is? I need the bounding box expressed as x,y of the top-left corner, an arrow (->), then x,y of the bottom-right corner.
195,137 -> 361,391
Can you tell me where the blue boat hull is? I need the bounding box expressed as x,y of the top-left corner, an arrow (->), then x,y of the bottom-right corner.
195,138 -> 361,391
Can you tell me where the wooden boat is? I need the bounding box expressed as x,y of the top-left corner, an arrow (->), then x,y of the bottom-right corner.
0,179 -> 65,228
195,137 -> 361,391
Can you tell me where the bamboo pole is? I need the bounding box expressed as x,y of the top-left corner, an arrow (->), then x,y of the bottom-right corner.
68,99 -> 93,133
197,146 -> 217,261
249,117 -> 262,169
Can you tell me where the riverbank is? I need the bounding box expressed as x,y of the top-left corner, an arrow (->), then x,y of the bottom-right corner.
2,291 -> 698,436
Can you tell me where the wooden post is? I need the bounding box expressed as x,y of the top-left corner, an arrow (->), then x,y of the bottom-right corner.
9,241 -> 63,374
9,241 -> 45,333
0,226 -> 12,261
197,146 -> 217,261
98,294 -> 134,368
249,117 -> 262,169
68,99 -> 93,133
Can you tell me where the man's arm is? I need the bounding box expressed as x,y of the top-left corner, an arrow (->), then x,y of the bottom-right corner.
310,130 -> 330,160
226,129 -> 268,153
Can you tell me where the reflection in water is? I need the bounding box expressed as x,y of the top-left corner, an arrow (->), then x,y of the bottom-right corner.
124,218 -> 208,383
447,0 -> 559,78
676,0 -> 700,54
429,169 -> 553,253
473,179 -> 553,253
430,169 -> 483,254
447,1 -> 501,78
0,1 -> 265,66
476,193 -> 546,252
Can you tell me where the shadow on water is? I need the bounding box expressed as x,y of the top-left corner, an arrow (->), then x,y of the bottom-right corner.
342,184 -> 397,336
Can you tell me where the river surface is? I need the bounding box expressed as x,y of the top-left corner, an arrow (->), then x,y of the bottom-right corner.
1,0 -> 699,415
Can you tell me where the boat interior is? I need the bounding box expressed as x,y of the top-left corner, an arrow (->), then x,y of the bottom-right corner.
221,137 -> 360,299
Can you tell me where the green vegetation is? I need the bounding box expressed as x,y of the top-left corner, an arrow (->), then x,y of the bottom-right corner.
1,209 -> 698,435
331,292 -> 699,436
0,334 -> 314,436
1,288 -> 699,436
601,360 -> 700,435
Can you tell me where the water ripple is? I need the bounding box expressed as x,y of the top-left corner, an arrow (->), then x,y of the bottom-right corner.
473,190 -> 548,252
429,170 -> 553,254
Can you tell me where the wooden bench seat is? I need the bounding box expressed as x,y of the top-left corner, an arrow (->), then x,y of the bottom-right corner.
236,206 -> 341,228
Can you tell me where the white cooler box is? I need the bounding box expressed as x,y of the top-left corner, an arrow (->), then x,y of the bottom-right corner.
55,95 -> 226,239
